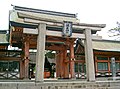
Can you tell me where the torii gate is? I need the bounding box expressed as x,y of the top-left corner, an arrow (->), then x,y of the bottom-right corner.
9,6 -> 106,82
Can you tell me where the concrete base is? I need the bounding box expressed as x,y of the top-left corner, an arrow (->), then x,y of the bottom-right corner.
0,80 -> 120,89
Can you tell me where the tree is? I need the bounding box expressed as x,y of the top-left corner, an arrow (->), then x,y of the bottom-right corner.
108,22 -> 120,40
109,22 -> 120,39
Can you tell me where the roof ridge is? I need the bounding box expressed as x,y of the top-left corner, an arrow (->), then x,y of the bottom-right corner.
13,5 -> 76,18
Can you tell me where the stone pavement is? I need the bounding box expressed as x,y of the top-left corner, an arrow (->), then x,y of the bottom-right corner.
0,79 -> 120,89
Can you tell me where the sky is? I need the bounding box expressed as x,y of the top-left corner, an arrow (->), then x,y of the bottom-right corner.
0,0 -> 120,40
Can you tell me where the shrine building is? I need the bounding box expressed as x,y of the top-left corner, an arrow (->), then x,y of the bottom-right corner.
0,6 -> 108,82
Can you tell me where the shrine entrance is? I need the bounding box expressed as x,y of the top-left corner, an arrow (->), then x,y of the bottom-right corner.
9,5 -> 106,82
0,61 -> 20,79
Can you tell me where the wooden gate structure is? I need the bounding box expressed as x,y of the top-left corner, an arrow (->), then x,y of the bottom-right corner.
9,6 -> 105,81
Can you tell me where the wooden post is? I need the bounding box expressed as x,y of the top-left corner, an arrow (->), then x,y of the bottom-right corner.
56,51 -> 59,78
56,50 -> 67,78
84,29 -> 95,81
63,46 -> 69,78
60,51 -> 64,78
56,50 -> 64,78
24,39 -> 30,79
35,23 -> 46,82
56,51 -> 60,78
70,43 -> 75,78
20,60 -> 24,79
21,47 -> 25,79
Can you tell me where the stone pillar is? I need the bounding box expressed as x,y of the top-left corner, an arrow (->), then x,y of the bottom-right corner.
84,29 -> 95,81
111,57 -> 116,79
35,23 -> 46,82
70,43 -> 75,78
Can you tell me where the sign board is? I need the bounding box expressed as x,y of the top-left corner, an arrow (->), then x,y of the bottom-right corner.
62,21 -> 72,37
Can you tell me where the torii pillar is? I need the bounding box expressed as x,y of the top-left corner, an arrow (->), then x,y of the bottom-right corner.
35,23 -> 46,82
84,29 -> 95,81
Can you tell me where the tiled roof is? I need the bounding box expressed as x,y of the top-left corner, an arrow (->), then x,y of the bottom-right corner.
0,34 -> 8,43
75,39 -> 120,53
0,30 -> 9,44
10,5 -> 105,29
14,5 -> 76,18
92,40 -> 120,52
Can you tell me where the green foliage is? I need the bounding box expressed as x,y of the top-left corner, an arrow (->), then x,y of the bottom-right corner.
45,51 -> 55,59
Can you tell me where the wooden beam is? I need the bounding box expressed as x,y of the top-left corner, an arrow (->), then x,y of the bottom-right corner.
0,57 -> 21,60
94,51 -> 120,56
46,45 -> 63,51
